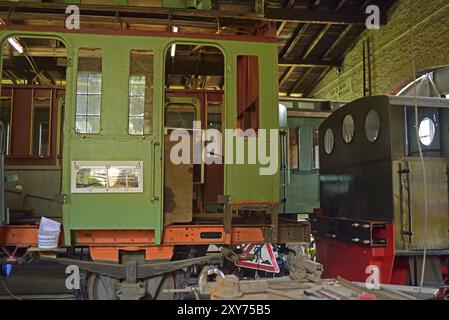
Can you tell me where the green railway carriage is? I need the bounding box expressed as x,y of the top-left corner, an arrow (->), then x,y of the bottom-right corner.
0,26 -> 309,299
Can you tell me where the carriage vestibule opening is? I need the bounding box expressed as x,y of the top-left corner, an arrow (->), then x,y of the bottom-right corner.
0,37 -> 67,225
163,43 -> 225,222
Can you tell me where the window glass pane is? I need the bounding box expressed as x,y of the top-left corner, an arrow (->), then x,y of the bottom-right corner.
86,116 -> 100,133
76,74 -> 88,94
129,117 -> 144,135
76,48 -> 102,134
108,167 -> 140,189
76,116 -> 87,133
87,95 -> 101,115
207,102 -> 222,131
165,103 -> 196,129
87,74 -> 102,94
130,76 -> 146,96
76,95 -> 88,115
32,97 -> 51,156
76,167 -> 107,189
128,50 -> 153,135
129,96 -> 145,116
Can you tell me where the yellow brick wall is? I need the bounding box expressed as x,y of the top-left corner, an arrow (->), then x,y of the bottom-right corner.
309,0 -> 449,101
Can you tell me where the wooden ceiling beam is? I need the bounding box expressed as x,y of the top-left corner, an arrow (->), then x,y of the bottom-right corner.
0,2 -> 387,26
309,0 -> 323,9
279,23 -> 309,59
276,0 -> 296,38
279,66 -> 296,87
321,23 -> 353,59
303,66 -> 330,97
334,0 -> 348,12
266,8 -> 386,25
302,23 -> 331,59
278,58 -> 340,68
288,67 -> 314,96
0,2 -> 263,21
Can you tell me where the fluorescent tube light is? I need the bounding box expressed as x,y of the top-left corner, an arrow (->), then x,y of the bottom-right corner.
8,37 -> 23,54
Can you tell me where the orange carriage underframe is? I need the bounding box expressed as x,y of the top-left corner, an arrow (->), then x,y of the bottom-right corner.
0,224 -> 270,263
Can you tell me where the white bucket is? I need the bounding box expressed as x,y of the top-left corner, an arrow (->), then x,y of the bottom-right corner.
38,232 -> 60,249
38,217 -> 61,249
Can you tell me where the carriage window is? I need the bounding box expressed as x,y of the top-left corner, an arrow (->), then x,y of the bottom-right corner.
165,103 -> 196,129
289,128 -> 299,170
76,48 -> 102,134
32,96 -> 51,156
1,37 -> 66,164
207,101 -> 222,131
129,50 -> 154,135
72,161 -> 143,193
237,55 -> 259,131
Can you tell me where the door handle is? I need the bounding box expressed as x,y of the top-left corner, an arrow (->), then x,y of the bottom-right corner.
150,140 -> 160,202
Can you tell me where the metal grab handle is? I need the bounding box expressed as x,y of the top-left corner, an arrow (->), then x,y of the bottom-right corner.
398,161 -> 413,242
446,164 -> 449,233
286,131 -> 291,186
150,140 -> 160,202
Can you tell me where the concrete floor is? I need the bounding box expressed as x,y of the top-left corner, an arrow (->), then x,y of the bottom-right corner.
0,261 -> 75,300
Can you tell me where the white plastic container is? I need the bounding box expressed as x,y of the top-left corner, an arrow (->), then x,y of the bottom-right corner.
38,217 -> 61,249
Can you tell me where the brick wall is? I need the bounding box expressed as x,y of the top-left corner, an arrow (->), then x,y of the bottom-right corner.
309,0 -> 449,101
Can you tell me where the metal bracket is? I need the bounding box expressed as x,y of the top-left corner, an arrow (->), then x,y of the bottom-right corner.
125,260 -> 137,283
116,281 -> 146,300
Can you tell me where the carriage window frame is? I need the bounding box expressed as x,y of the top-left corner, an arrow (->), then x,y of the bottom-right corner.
71,161 -> 143,193
128,49 -> 154,136
31,95 -> 52,156
237,55 -> 260,133
75,48 -> 103,135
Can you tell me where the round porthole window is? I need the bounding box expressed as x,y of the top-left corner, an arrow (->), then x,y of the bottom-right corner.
418,117 -> 436,146
342,115 -> 355,144
324,128 -> 335,155
365,110 -> 380,143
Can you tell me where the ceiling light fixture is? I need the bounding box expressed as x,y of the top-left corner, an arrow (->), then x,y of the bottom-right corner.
170,26 -> 179,58
8,37 -> 23,54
